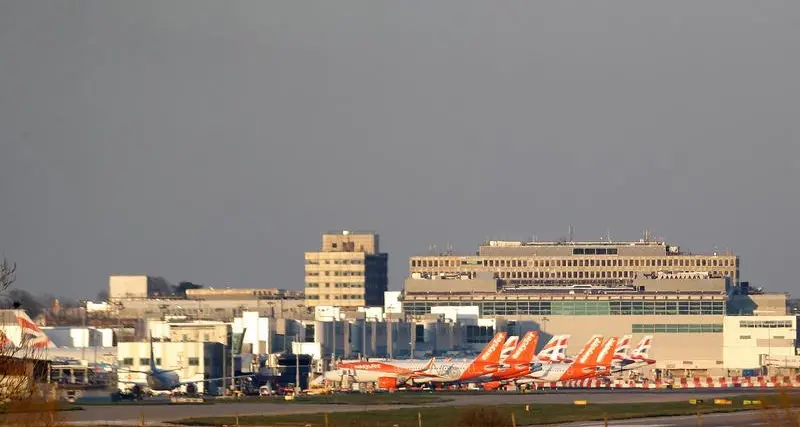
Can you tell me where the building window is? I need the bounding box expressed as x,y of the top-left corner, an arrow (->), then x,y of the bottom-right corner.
139,358 -> 150,366
740,335 -> 751,339
188,357 -> 200,366
632,324 -> 723,333
122,358 -> 134,366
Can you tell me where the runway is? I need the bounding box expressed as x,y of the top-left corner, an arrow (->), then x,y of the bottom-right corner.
62,389 -> 791,425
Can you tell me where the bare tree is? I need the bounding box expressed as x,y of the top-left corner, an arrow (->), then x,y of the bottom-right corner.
0,257 -> 16,294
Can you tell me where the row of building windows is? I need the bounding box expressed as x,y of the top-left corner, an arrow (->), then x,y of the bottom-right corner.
411,257 -> 737,269
573,248 -> 618,255
402,300 -> 725,316
306,259 -> 363,265
119,357 -> 200,366
631,324 -> 723,333
306,271 -> 364,276
306,282 -> 364,288
739,320 -> 793,328
306,295 -> 363,300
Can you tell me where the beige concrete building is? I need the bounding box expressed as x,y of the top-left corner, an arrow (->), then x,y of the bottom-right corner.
305,231 -> 388,308
410,240 -> 738,290
723,315 -> 797,375
109,275 -> 172,300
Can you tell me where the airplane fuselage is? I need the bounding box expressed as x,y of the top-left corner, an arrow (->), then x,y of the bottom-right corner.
145,369 -> 180,391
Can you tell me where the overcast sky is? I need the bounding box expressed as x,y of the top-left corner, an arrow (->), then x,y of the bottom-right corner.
1,1 -> 799,299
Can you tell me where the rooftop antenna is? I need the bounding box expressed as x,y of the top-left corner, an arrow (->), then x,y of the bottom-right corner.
607,228 -> 612,243
568,225 -> 574,242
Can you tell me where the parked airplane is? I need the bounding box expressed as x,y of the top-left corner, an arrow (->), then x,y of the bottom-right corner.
117,336 -> 253,394
327,332 -> 510,386
611,335 -> 655,373
329,357 -> 437,385
517,335 -> 607,383
405,332 -> 509,385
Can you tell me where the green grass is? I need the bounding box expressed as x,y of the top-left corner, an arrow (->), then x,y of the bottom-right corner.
175,394 -> 800,426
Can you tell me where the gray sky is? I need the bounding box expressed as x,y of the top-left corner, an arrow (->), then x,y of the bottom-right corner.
1,1 -> 799,299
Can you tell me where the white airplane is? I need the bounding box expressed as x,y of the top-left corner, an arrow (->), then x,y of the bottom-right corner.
118,336 -> 254,395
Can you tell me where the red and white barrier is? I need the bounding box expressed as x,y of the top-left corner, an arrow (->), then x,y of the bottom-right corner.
532,375 -> 800,389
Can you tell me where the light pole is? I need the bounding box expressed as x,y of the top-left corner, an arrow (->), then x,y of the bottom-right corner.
294,334 -> 300,395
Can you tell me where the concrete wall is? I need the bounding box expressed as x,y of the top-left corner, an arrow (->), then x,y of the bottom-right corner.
634,277 -> 727,292
502,314 -> 725,376
116,298 -> 308,320
109,276 -> 149,299
41,327 -> 111,347
728,294 -> 788,316
404,277 -> 498,294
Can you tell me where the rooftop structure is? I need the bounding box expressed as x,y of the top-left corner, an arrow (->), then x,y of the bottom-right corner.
185,288 -> 303,301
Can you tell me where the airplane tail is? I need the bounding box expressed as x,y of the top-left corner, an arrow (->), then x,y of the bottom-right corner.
571,335 -> 604,368
536,334 -> 567,362
471,332 -> 508,369
629,335 -> 653,361
15,310 -> 54,349
551,335 -> 570,362
415,357 -> 436,373
149,333 -> 157,371
504,331 -> 539,365
613,335 -> 632,361
499,335 -> 519,364
595,337 -> 619,367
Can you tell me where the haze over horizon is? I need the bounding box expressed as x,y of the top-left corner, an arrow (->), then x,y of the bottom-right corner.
1,1 -> 799,299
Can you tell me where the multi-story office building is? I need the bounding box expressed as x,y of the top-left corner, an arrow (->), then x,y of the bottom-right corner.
304,231 -> 388,308
410,239 -> 738,289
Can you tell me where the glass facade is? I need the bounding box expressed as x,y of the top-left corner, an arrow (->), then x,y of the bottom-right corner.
403,299 -> 725,317
632,323 -> 723,333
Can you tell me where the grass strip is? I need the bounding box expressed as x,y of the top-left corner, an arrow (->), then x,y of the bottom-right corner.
175,393 -> 800,426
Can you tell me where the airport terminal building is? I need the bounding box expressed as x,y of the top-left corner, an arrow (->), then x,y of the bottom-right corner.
402,239 -> 793,378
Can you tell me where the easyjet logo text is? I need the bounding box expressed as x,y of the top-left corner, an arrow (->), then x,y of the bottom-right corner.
511,333 -> 536,360
481,335 -> 504,361
579,338 -> 601,364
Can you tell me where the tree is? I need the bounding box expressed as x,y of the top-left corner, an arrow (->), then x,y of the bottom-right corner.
173,281 -> 203,298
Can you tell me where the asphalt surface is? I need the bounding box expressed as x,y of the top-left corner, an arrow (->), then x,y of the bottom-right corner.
62,389 -> 792,425
553,410 -> 795,427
